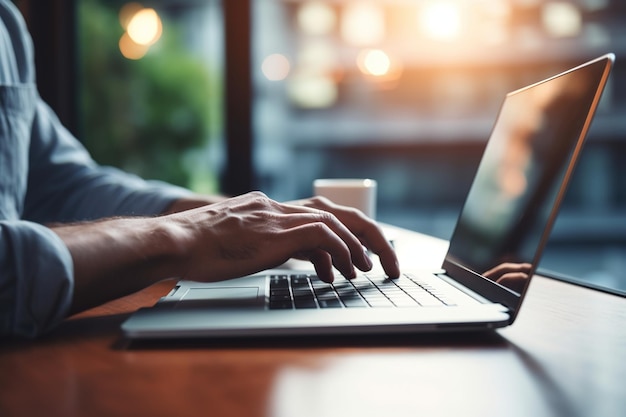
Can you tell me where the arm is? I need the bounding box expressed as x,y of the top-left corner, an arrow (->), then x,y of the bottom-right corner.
53,192 -> 400,316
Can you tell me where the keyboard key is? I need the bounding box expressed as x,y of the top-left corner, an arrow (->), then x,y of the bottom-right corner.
270,294 -> 292,302
267,272 -> 456,310
311,278 -> 331,288
318,298 -> 343,308
366,298 -> 394,307
269,300 -> 293,309
294,298 -> 317,309
291,275 -> 310,287
414,296 -> 445,307
341,297 -> 367,308
269,275 -> 289,289
317,292 -> 339,301
391,298 -> 420,307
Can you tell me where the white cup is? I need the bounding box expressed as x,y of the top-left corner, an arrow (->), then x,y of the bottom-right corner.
313,178 -> 377,219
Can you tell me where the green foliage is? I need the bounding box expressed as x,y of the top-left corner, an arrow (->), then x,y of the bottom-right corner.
78,0 -> 220,187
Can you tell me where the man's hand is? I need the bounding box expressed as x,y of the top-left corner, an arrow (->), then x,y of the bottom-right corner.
54,191 -> 399,314
166,192 -> 399,283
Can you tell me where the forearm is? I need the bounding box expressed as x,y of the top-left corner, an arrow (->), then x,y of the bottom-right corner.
51,217 -> 184,315
49,194 -> 226,315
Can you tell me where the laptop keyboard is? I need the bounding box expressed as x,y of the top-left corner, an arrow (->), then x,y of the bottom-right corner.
268,273 -> 457,309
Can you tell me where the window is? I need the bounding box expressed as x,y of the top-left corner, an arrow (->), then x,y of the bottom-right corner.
31,0 -> 626,295
77,0 -> 224,194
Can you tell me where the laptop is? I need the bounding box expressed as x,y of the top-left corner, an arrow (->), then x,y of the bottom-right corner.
122,54 -> 614,339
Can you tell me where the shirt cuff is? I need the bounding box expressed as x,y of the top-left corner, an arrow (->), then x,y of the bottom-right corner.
0,221 -> 73,338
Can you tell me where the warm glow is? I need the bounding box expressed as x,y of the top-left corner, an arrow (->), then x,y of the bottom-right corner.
357,49 -> 390,77
127,8 -> 163,46
298,1 -> 336,36
478,0 -> 512,45
419,1 -> 462,41
262,54 -> 291,81
119,32 -> 149,60
542,2 -> 582,37
341,2 -> 385,46
356,48 -> 402,85
119,2 -> 143,29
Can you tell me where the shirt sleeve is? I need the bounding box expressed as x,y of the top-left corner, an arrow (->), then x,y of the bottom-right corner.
0,220 -> 73,338
23,98 -> 193,224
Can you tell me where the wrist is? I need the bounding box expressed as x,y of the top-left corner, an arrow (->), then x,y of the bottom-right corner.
144,217 -> 190,280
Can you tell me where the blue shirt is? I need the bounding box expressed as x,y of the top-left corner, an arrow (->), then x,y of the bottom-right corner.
0,1 -> 191,338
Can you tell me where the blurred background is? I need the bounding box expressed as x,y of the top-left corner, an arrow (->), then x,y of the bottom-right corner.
15,0 -> 626,294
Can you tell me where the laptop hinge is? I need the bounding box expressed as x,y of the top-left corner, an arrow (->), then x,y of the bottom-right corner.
442,259 -> 521,313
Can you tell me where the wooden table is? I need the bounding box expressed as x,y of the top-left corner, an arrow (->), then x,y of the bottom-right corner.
1,227 -> 625,417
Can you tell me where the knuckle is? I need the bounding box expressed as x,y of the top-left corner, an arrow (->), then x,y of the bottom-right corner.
247,190 -> 268,199
302,222 -> 338,245
310,195 -> 331,206
316,209 -> 336,224
245,191 -> 273,209
309,221 -> 331,236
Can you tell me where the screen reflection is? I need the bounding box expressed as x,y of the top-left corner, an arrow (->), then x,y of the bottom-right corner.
445,57 -> 610,296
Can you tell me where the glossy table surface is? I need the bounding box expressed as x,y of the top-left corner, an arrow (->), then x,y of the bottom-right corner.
1,226 -> 625,417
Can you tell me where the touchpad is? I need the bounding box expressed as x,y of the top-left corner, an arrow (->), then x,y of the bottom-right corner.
176,287 -> 261,309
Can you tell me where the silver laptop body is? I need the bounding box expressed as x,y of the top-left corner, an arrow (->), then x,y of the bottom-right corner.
122,54 -> 614,339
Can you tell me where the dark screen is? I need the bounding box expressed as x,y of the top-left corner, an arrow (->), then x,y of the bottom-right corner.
445,56 -> 612,297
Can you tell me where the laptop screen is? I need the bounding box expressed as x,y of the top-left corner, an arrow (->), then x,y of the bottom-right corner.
444,55 -> 613,308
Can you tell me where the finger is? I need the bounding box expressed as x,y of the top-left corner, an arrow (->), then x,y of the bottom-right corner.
280,222 -> 356,280
291,250 -> 336,283
368,234 -> 400,278
336,215 -> 399,278
276,209 -> 373,273
306,250 -> 335,283
285,198 -> 399,277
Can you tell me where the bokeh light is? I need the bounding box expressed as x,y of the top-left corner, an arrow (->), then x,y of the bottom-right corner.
298,1 -> 337,36
262,54 -> 291,81
119,2 -> 143,29
357,49 -> 390,77
419,1 -> 462,41
118,4 -> 163,60
288,74 -> 337,108
127,8 -> 162,46
119,31 -> 150,60
341,2 -> 385,46
542,1 -> 582,37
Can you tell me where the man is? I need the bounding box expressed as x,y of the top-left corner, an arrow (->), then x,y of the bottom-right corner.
0,1 -> 399,338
